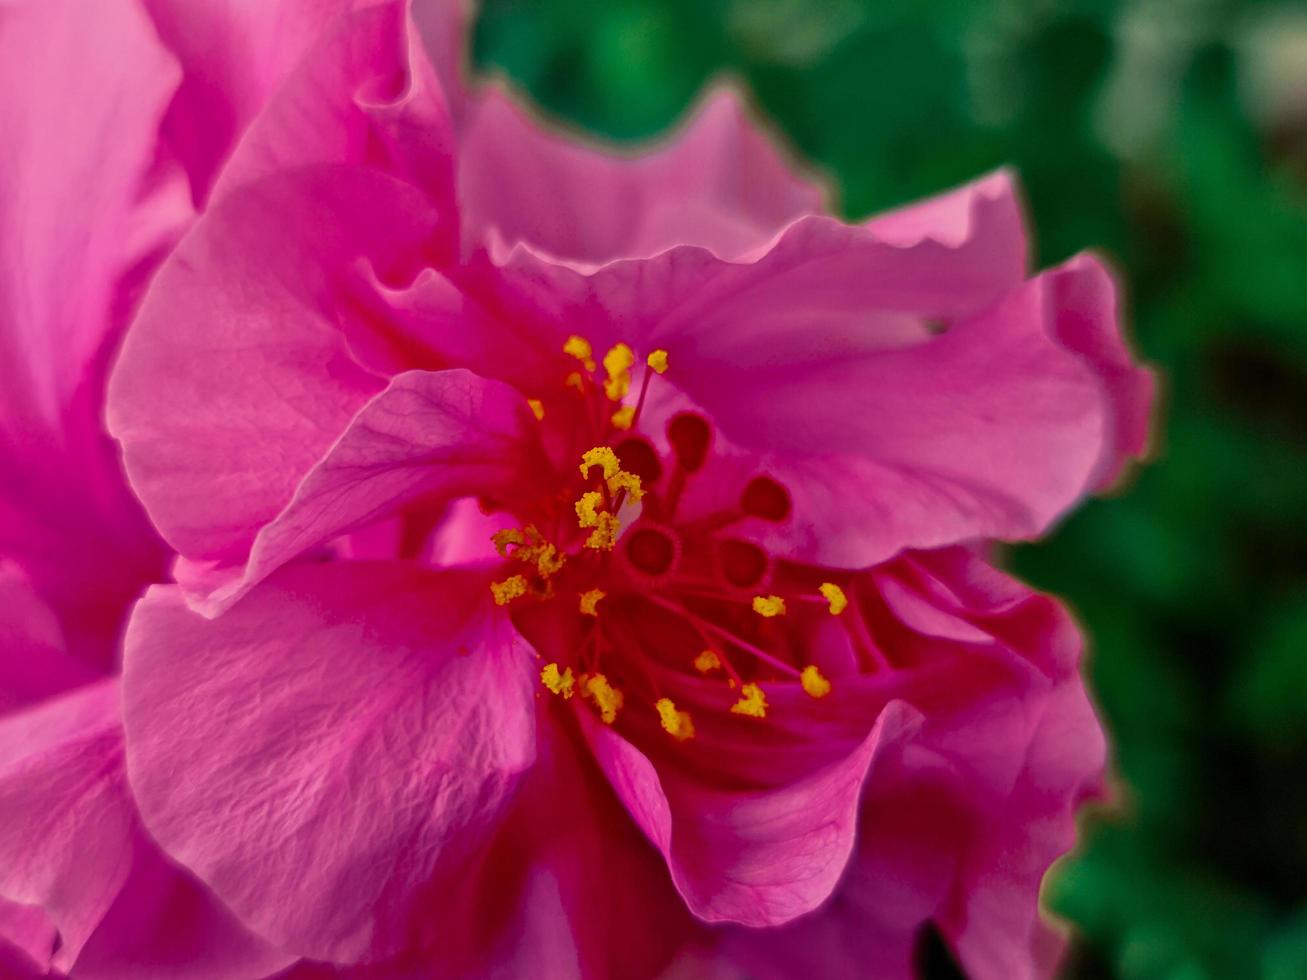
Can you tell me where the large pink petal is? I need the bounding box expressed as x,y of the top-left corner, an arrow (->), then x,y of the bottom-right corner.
122,562 -> 536,963
212,0 -> 456,229
108,166 -> 442,562
580,700 -> 919,927
459,85 -> 824,265
669,257 -> 1121,568
0,0 -> 179,429
0,681 -> 133,971
140,0 -> 358,204
182,368 -> 545,611
0,681 -> 293,978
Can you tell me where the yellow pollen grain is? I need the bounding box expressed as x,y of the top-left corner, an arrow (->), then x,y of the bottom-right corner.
800,665 -> 832,699
579,589 -> 606,616
819,582 -> 848,616
583,673 -> 624,724
693,650 -> 721,674
490,575 -> 528,606
540,663 -> 575,699
584,512 -> 620,551
580,446 -> 621,480
602,343 -> 635,402
646,349 -> 669,374
563,335 -> 596,372
491,528 -> 525,558
534,544 -> 566,578
527,398 -> 545,421
655,698 -> 695,741
607,469 -> 643,502
730,682 -> 768,719
610,405 -> 636,430
752,594 -> 787,618
565,371 -> 586,392
574,491 -> 604,529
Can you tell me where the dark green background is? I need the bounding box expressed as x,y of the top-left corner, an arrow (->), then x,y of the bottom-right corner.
469,2 -> 1307,977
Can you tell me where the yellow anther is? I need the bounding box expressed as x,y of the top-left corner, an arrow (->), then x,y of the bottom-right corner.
607,469 -> 643,502
565,371 -> 586,392
491,528 -> 525,558
693,650 -> 722,674
583,673 -> 624,724
610,405 -> 636,430
579,589 -> 606,616
540,663 -> 575,699
563,335 -> 596,372
580,446 -> 621,480
800,665 -> 832,699
534,544 -> 566,578
585,512 -> 620,551
646,349 -> 669,374
819,582 -> 848,616
752,595 -> 787,618
602,343 -> 635,402
575,491 -> 604,528
655,698 -> 695,741
527,398 -> 545,421
490,575 -> 528,606
730,682 -> 768,718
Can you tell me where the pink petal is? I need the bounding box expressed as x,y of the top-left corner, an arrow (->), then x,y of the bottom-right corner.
186,368 -> 545,611
0,681 -> 292,979
0,900 -> 56,975
459,85 -> 824,264
108,166 -> 441,562
122,563 -> 536,963
0,681 -> 133,971
683,257 -> 1118,567
0,562 -> 95,713
0,0 -> 179,429
581,701 -> 919,927
212,0 -> 455,226
1043,253 -> 1155,489
140,0 -> 358,204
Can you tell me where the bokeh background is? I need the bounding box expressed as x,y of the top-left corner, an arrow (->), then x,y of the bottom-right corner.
467,1 -> 1307,977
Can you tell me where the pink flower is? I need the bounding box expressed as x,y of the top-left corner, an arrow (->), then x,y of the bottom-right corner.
6,1 -> 1154,978
0,2 -> 364,976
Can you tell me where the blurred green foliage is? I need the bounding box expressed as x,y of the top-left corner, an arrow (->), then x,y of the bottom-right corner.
471,1 -> 1307,977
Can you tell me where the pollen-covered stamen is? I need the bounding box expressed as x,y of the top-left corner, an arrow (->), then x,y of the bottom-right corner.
585,513 -> 620,551
490,575 -> 528,606
582,673 -> 624,723
655,698 -> 695,740
607,469 -> 643,503
574,491 -> 604,528
694,649 -> 722,673
527,398 -> 545,421
580,446 -> 621,481
610,405 -> 636,430
818,582 -> 848,615
800,665 -> 832,698
730,682 -> 768,718
646,349 -> 669,374
540,663 -> 575,699
563,335 -> 597,372
602,343 -> 635,402
752,594 -> 787,618
579,589 -> 606,616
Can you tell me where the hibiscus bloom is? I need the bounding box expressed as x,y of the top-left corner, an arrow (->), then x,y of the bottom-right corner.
65,2 -> 1149,979
0,1 -> 374,975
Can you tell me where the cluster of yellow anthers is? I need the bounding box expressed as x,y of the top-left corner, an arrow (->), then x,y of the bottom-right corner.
540,664 -> 624,724
489,525 -> 566,606
559,334 -> 668,431
574,446 -> 642,552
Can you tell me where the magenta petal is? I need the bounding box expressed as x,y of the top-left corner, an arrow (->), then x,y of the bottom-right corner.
460,85 -> 823,264
0,562 -> 96,713
583,702 -> 919,927
193,368 -> 544,611
0,681 -> 133,972
122,563 -> 536,963
109,166 -> 441,562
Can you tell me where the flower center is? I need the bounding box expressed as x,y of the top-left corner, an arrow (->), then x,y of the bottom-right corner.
489,336 -> 862,740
